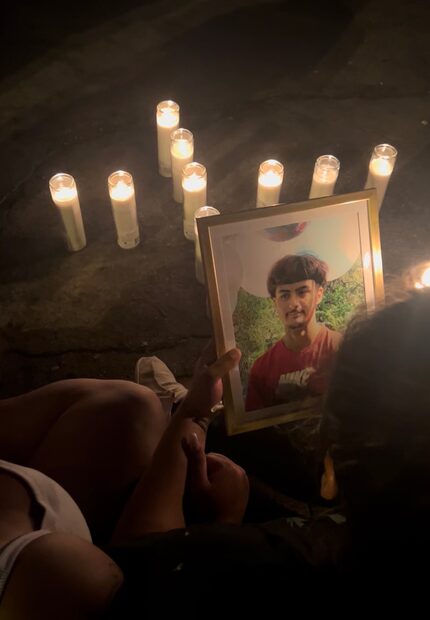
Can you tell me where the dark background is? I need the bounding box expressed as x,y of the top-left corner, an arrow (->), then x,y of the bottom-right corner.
0,0 -> 429,396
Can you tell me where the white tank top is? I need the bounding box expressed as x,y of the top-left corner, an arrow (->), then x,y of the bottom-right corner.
0,459 -> 91,599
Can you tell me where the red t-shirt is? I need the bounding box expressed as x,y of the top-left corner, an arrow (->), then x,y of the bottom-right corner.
245,325 -> 342,411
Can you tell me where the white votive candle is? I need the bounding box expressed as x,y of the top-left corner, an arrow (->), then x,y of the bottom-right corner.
182,162 -> 207,241
309,155 -> 340,199
49,173 -> 86,252
171,128 -> 194,203
365,143 -> 397,211
256,159 -> 284,208
156,100 -> 180,177
194,206 -> 220,284
108,171 -> 140,249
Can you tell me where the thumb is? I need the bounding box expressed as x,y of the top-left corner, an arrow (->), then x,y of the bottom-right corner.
178,348 -> 242,418
207,348 -> 242,380
183,433 -> 209,488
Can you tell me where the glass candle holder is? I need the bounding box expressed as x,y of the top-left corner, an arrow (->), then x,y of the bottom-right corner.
365,143 -> 398,211
171,128 -> 194,203
108,170 -> 140,249
182,162 -> 207,241
194,206 -> 220,284
256,159 -> 284,208
309,155 -> 340,199
404,261 -> 430,290
49,173 -> 86,252
156,100 -> 180,177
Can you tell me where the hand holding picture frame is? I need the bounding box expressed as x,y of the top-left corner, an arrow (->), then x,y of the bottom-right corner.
197,190 -> 384,435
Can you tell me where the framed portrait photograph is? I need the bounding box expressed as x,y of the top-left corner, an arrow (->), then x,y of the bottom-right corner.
197,189 -> 384,435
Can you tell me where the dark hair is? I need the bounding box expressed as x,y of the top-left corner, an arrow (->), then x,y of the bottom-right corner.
267,254 -> 328,298
321,290 -> 430,535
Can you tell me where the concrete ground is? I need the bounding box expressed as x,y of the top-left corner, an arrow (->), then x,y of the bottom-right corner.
0,0 -> 429,398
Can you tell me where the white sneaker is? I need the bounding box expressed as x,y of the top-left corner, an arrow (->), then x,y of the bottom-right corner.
135,356 -> 188,414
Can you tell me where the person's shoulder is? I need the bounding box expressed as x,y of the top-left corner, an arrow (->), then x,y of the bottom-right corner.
319,325 -> 343,347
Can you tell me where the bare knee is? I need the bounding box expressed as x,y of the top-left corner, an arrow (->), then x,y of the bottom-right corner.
27,381 -> 169,545
95,380 -> 168,429
102,380 -> 164,409
51,378 -> 167,429
30,379 -> 168,482
50,378 -> 136,403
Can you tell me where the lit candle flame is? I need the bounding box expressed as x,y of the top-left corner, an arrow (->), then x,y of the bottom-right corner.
158,109 -> 179,128
183,172 -> 206,192
173,139 -> 193,159
54,186 -> 78,202
370,158 -> 393,177
420,267 -> 430,288
260,170 -> 282,188
407,263 -> 430,290
110,180 -> 134,201
421,267 -> 430,286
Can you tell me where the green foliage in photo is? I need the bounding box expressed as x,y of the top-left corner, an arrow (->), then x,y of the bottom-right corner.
233,292 -> 284,386
316,259 -> 366,331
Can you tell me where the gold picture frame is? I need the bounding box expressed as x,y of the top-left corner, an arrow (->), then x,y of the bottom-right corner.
197,190 -> 384,435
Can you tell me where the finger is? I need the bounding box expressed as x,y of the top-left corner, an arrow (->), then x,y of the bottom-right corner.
207,348 -> 241,380
177,349 -> 241,419
183,433 -> 209,487
193,347 -> 241,387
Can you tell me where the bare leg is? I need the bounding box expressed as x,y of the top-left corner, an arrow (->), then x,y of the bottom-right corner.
0,379 -> 169,543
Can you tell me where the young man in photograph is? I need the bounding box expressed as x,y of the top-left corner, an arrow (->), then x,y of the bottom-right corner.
245,253 -> 342,411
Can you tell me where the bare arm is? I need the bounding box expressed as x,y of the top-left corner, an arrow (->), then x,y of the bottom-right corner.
111,417 -> 204,543
1,533 -> 123,619
111,349 -> 241,544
